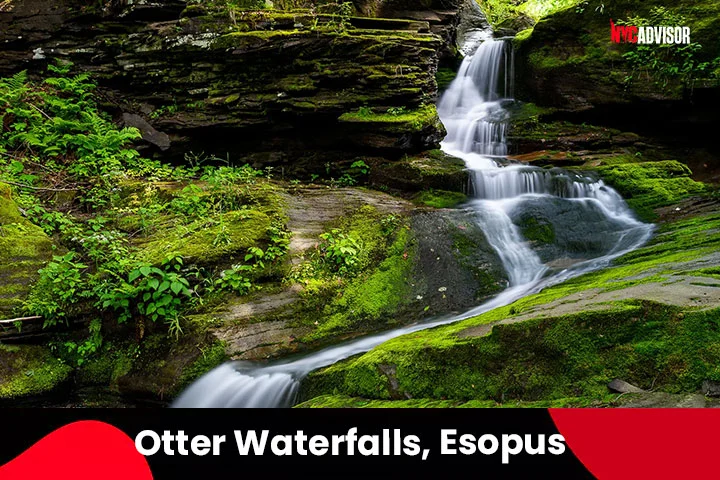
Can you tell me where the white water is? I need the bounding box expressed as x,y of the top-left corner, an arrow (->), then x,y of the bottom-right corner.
173,38 -> 653,409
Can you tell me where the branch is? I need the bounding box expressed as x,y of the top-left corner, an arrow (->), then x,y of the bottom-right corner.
28,102 -> 52,120
0,179 -> 76,192
0,315 -> 42,325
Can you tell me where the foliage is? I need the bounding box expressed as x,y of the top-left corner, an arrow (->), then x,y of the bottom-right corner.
0,62 -> 147,209
316,2 -> 354,33
336,160 -> 370,187
98,256 -> 193,332
620,7 -> 715,88
50,318 -> 103,367
318,229 -> 361,274
214,264 -> 253,294
24,251 -> 92,327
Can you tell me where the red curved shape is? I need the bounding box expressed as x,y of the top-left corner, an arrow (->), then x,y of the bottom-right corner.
0,420 -> 153,480
550,409 -> 719,479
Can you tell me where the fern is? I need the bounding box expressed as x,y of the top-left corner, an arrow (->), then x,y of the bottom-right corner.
0,61 -> 144,208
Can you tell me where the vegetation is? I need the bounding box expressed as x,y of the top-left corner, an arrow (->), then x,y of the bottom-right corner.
414,189 -> 467,209
620,7 -> 719,87
339,105 -> 441,133
289,206 -> 413,342
477,0 -> 586,28
0,64 -> 290,397
303,209 -> 720,404
590,160 -> 707,220
2,0 -> 720,410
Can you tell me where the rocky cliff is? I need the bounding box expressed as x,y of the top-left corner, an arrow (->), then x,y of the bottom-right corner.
0,0 -> 483,171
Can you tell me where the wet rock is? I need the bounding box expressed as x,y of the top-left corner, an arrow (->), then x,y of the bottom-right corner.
408,208 -> 508,316
508,194 -> 639,264
702,380 -> 720,397
608,378 -> 645,394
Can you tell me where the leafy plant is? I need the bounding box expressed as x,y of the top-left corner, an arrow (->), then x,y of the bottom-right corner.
620,7 -> 712,88
24,251 -> 92,327
214,264 -> 253,294
50,318 -> 103,366
318,229 -> 361,273
99,256 -> 193,328
169,184 -> 208,218
0,61 -> 144,209
336,160 -> 370,187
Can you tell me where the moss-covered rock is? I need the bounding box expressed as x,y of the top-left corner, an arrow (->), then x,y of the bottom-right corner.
296,393 -> 617,408
0,344 -> 72,401
114,331 -> 226,400
514,0 -> 720,112
303,301 -> 720,403
589,160 -> 707,220
1,2 -> 451,169
369,149 -> 469,192
338,105 -> 446,152
301,205 -> 720,405
137,210 -> 273,265
413,189 -> 467,208
0,183 -> 54,317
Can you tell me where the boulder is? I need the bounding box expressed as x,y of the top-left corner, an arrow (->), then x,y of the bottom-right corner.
608,378 -> 645,394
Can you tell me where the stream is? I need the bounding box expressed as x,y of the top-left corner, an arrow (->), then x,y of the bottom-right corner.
172,37 -> 653,408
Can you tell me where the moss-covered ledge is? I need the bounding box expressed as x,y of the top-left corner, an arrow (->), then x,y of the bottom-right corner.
0,344 -> 72,402
0,183 -> 55,317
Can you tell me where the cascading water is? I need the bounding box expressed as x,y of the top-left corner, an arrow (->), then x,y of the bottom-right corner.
172,37 -> 653,409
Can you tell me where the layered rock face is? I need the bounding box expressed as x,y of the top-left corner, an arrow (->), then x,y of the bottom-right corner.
0,0 -> 479,170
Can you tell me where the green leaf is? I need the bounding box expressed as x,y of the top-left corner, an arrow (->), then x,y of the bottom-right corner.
170,281 -> 184,295
139,266 -> 152,277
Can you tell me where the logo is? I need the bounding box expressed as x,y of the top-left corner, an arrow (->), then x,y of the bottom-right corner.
610,19 -> 690,45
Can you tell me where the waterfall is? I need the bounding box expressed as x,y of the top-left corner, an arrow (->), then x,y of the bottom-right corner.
172,38 -> 653,409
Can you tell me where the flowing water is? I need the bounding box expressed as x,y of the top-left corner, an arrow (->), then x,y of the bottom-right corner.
172,38 -> 653,408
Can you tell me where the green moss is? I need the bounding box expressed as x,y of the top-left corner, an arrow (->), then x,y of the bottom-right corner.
296,394 -> 618,408
435,67 -> 457,91
177,342 -> 228,391
687,267 -> 720,280
139,210 -> 272,265
513,27 -> 534,46
299,208 -> 414,342
590,160 -> 707,220
76,342 -> 138,387
516,216 -> 555,244
414,189 -> 467,209
306,302 -> 720,403
0,183 -> 54,316
517,0 -> 720,102
0,344 -> 72,400
302,209 -> 720,404
369,151 -> 468,192
212,29 -> 308,49
339,105 -> 441,133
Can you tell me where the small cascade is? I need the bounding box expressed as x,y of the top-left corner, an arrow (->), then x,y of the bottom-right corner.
172,36 -> 653,409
